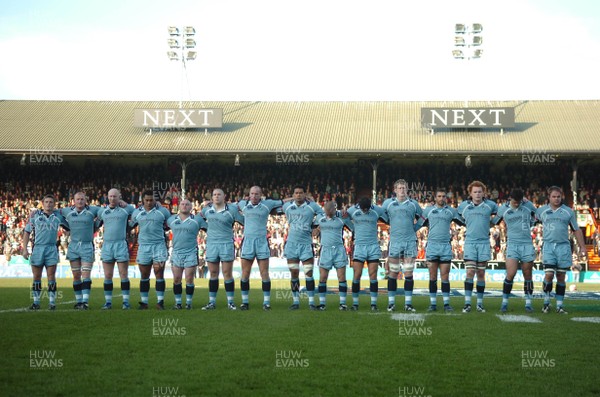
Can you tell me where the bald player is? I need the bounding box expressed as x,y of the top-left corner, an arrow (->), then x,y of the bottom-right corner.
536,186 -> 587,314
167,199 -> 207,310
237,186 -> 286,311
314,201 -> 354,310
61,192 -> 101,310
97,188 -> 135,309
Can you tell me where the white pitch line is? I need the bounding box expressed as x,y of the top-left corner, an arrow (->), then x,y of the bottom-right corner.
391,313 -> 426,321
0,289 -> 173,314
571,317 -> 600,324
496,314 -> 542,323
0,299 -> 77,313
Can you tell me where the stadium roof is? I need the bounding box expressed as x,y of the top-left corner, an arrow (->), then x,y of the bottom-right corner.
0,100 -> 598,155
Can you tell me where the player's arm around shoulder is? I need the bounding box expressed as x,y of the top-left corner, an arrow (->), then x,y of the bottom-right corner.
167,214 -> 177,226
411,198 -> 424,215
160,206 -> 172,219
311,201 -> 324,215
492,204 -> 506,224
199,216 -> 208,231
233,205 -> 244,225
344,206 -> 355,219
381,198 -> 392,211
129,207 -> 142,227
372,204 -> 386,221
523,199 -> 536,212
270,198 -> 285,210
343,215 -> 355,232
490,199 -> 499,215
312,224 -> 320,238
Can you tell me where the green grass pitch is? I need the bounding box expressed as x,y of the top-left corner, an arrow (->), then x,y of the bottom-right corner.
1,278 -> 599,397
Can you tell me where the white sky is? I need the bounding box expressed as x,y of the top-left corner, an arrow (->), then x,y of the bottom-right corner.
0,0 -> 599,101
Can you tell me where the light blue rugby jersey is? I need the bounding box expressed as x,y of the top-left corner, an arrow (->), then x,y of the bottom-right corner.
61,206 -> 100,243
238,199 -> 283,238
494,201 -> 536,245
314,213 -> 353,247
201,203 -> 244,243
422,204 -> 461,243
283,200 -> 324,245
535,204 -> 579,244
382,197 -> 423,242
167,214 -> 206,252
457,199 -> 498,243
346,204 -> 386,246
130,205 -> 172,244
97,205 -> 134,242
24,210 -> 66,245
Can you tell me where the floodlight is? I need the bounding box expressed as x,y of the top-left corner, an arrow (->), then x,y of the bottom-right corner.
167,25 -> 197,108
454,36 -> 465,46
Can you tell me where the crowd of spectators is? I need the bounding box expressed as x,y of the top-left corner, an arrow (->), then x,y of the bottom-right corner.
1,158 -> 599,263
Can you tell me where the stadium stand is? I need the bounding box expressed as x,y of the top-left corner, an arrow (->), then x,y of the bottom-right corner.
1,159 -> 598,268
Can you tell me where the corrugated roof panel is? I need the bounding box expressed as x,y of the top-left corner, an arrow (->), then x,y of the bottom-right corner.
0,100 -> 599,154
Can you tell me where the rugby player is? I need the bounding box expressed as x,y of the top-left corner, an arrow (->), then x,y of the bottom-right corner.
346,197 -> 387,311
457,181 -> 498,313
130,190 -> 172,310
382,179 -> 423,312
536,186 -> 587,314
23,194 -> 67,310
237,186 -> 285,310
97,188 -> 135,309
167,199 -> 207,310
421,189 -> 462,312
314,201 -> 354,310
200,189 -> 244,310
283,185 -> 324,310
61,192 -> 100,310
493,188 -> 537,313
